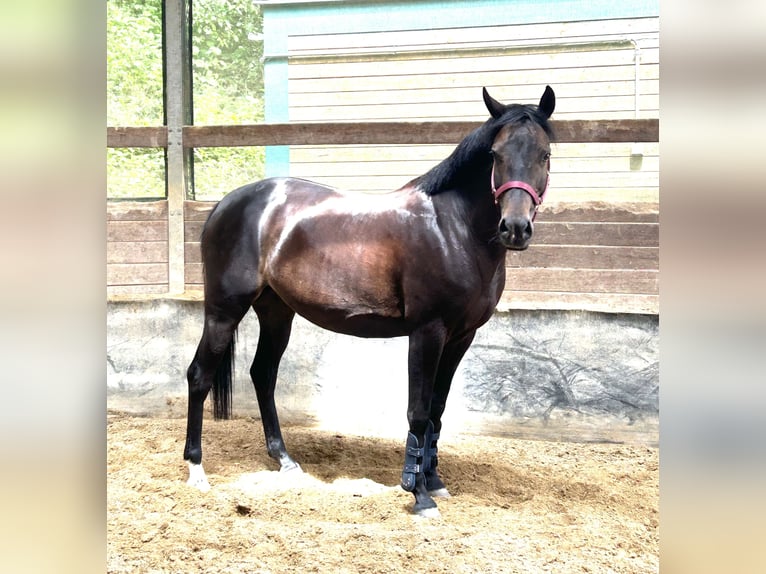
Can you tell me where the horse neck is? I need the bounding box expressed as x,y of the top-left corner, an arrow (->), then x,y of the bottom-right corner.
409,121 -> 503,258
431,183 -> 503,251
414,120 -> 499,196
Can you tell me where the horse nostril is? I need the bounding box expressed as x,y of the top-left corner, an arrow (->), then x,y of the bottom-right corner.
498,219 -> 509,234
523,219 -> 533,240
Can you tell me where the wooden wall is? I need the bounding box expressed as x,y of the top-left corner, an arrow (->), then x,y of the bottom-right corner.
107,202 -> 169,295
183,201 -> 210,292
501,201 -> 657,313
286,17 -> 659,203
286,18 -> 659,120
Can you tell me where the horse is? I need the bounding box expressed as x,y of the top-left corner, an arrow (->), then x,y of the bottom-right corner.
184,86 -> 556,517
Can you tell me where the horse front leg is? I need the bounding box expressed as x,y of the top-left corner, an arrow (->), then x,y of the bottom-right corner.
425,330 -> 476,498
402,321 -> 447,517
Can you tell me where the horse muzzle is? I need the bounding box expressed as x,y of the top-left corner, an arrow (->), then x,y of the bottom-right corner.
498,214 -> 532,250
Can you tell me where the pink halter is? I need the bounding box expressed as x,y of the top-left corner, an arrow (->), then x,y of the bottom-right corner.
491,162 -> 550,221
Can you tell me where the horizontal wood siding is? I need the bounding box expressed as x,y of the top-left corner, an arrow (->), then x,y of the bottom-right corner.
501,203 -> 658,313
287,19 -> 659,122
287,16 -> 659,205
107,201 -> 168,296
289,141 -> 658,201
183,201 -> 212,289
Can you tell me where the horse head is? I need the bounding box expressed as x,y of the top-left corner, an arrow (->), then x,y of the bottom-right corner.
483,86 -> 555,250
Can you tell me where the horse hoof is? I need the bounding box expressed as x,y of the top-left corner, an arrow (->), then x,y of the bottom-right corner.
187,463 -> 211,492
187,477 -> 211,492
280,461 -> 303,474
428,487 -> 451,498
414,506 -> 441,519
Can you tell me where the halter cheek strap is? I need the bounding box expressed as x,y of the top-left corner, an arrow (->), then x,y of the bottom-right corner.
491,163 -> 550,221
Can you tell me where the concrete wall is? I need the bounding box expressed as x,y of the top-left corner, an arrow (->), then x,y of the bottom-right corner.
107,299 -> 658,446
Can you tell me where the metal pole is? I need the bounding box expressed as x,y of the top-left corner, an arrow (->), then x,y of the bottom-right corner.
164,0 -> 192,294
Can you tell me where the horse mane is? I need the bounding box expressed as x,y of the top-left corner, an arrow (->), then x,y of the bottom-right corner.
412,104 -> 555,196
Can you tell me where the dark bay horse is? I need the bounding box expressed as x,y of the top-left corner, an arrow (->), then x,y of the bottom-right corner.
184,86 -> 556,516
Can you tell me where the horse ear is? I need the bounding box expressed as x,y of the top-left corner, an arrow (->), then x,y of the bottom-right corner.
538,85 -> 555,119
483,87 -> 505,119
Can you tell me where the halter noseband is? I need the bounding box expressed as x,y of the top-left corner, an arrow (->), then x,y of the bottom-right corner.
491,162 -> 550,221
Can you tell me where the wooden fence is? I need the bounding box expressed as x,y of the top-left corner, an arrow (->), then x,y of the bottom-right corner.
106,119 -> 658,314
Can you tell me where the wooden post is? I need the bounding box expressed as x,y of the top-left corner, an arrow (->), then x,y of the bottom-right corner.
163,0 -> 193,294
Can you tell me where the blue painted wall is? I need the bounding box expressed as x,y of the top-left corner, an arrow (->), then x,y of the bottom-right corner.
261,0 -> 659,176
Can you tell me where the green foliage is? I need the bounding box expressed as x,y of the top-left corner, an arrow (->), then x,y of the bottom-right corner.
107,0 -> 265,200
107,148 -> 166,199
106,0 -> 163,126
193,147 -> 265,201
192,0 -> 264,121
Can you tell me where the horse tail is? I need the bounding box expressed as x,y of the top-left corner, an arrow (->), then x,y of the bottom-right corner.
212,331 -> 236,420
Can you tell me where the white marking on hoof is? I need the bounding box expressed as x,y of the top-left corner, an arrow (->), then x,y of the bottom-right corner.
414,506 -> 441,519
428,488 -> 451,498
280,462 -> 303,474
187,462 -> 211,492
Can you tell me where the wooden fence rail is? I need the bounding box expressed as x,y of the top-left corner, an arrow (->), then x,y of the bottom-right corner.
107,119 -> 658,148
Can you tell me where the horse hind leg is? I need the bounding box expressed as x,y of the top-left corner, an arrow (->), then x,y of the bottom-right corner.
250,288 -> 300,473
184,304 -> 249,491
